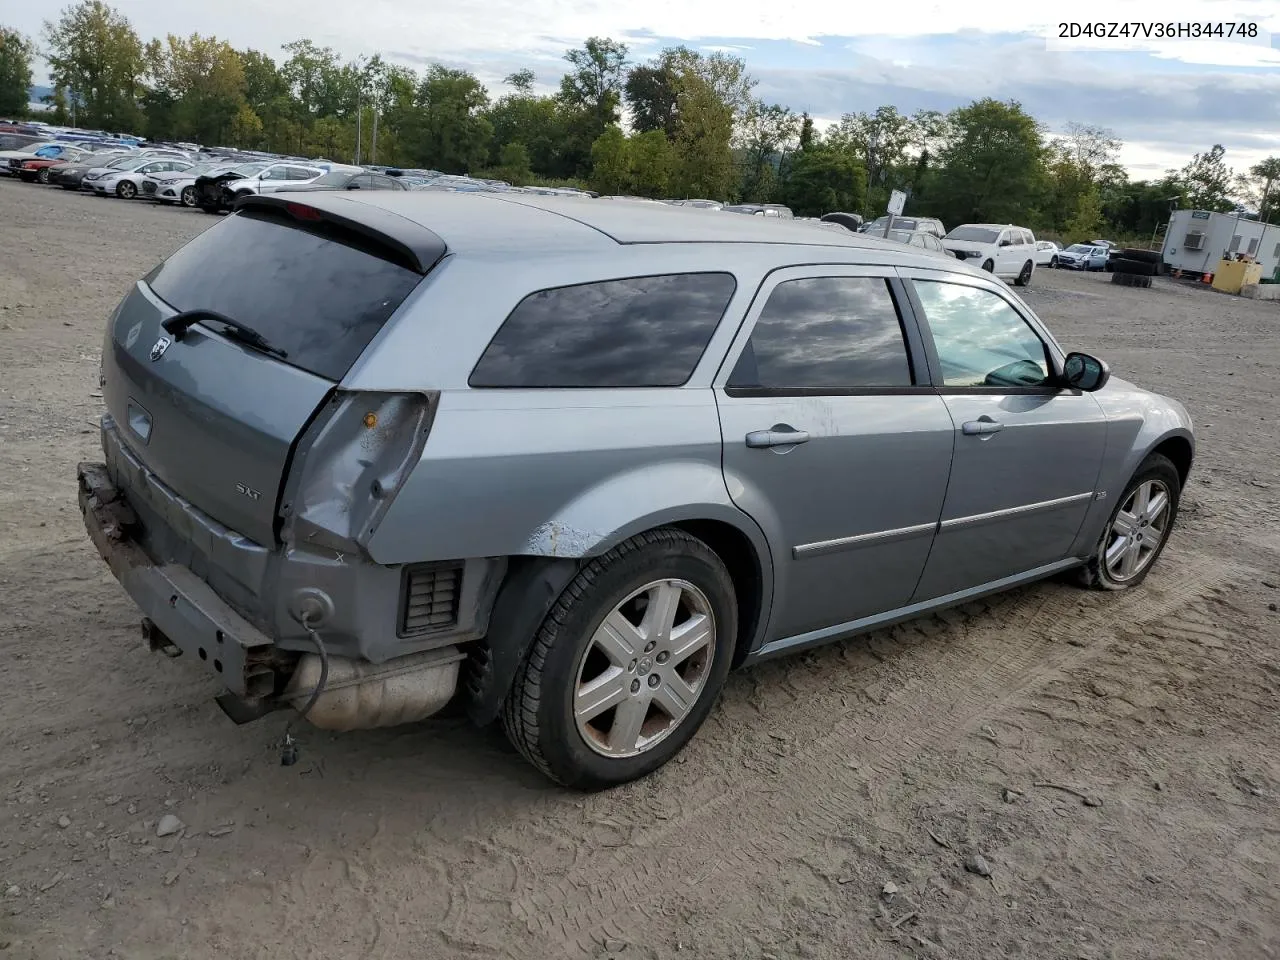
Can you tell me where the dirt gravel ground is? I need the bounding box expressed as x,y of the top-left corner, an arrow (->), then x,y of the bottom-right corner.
1,178 -> 1279,960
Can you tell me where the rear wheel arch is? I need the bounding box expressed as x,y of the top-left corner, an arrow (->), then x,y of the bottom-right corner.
468,513 -> 772,723
669,519 -> 767,667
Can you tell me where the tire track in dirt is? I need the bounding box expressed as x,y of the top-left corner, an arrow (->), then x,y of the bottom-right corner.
499,553 -> 1240,956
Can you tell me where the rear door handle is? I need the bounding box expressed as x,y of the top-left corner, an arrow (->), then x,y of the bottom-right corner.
962,419 -> 1003,436
745,426 -> 811,448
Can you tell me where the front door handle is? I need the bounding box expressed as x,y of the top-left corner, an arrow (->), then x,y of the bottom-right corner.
745,425 -> 811,448
962,418 -> 1003,436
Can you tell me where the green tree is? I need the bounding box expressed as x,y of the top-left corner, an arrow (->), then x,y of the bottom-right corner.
629,129 -> 674,197
485,75 -> 564,177
401,65 -> 491,173
144,34 -> 246,144
558,37 -> 628,176
43,1 -> 145,130
624,57 -> 679,137
505,68 -> 534,94
1239,157 -> 1280,223
1063,187 -> 1104,241
0,27 -> 36,118
828,105 -> 917,207
782,142 -> 867,217
1176,144 -> 1236,212
668,48 -> 753,200
493,141 -> 532,185
931,98 -> 1047,225
589,125 -> 631,194
737,100 -> 799,201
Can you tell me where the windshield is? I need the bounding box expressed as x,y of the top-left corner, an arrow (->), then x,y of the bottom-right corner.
105,156 -> 141,170
172,162 -> 219,176
1066,244 -> 1096,253
308,171 -> 353,186
945,226 -> 1000,243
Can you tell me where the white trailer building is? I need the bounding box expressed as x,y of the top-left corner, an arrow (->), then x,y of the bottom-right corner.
1162,210 -> 1280,279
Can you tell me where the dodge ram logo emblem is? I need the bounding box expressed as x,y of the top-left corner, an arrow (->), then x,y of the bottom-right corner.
149,336 -> 172,362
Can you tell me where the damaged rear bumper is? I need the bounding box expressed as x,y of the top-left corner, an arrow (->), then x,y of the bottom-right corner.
77,461 -> 279,700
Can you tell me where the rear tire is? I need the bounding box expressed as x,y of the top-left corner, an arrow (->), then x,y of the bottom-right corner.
1077,454 -> 1180,591
1049,255 -> 1058,268
502,528 -> 737,789
37,168 -> 50,184
1014,260 -> 1033,286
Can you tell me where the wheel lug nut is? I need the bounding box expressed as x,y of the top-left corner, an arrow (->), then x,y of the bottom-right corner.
631,679 -> 641,693
656,652 -> 669,664
628,660 -> 637,672
648,674 -> 660,688
643,641 -> 656,653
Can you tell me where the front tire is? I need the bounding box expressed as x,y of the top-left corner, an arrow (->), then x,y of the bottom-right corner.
502,528 -> 737,789
37,168 -> 51,184
981,259 -> 995,273
180,186 -> 196,207
1078,454 -> 1180,591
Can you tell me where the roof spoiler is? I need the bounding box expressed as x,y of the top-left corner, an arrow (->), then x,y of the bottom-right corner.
234,194 -> 447,275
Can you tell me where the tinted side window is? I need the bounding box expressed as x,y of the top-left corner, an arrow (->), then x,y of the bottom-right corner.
727,277 -> 913,391
147,209 -> 423,382
470,273 -> 737,388
913,281 -> 1051,389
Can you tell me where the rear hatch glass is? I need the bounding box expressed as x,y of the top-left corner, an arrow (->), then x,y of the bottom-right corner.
147,209 -> 423,381
103,207 -> 427,546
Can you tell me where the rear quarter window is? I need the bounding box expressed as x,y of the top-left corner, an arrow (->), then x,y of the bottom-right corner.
469,273 -> 737,388
145,209 -> 423,382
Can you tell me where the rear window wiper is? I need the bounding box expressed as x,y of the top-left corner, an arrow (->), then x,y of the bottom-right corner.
161,309 -> 288,359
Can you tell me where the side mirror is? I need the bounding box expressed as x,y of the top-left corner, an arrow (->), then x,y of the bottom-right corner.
1062,352 -> 1110,392
999,239 -> 1013,247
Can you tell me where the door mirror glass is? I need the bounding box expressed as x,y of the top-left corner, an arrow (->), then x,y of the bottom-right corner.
1062,352 -> 1110,391
999,238 -> 1013,247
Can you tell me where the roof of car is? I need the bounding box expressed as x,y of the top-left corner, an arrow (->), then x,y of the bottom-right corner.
274,190 -> 911,252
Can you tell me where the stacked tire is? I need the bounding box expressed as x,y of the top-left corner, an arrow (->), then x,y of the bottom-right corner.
1110,249 -> 1162,275
1112,271 -> 1152,288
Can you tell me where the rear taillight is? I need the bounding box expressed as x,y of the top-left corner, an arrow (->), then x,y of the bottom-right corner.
280,391 -> 438,556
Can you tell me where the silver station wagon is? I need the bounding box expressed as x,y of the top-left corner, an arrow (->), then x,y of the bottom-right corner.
78,193 -> 1194,788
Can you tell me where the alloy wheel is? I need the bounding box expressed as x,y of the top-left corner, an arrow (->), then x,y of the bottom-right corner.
118,181 -> 136,199
38,168 -> 50,184
573,579 -> 716,758
1104,479 -> 1171,582
1018,261 -> 1032,284
181,186 -> 196,207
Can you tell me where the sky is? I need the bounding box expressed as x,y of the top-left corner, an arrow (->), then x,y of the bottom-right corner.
14,0 -> 1280,179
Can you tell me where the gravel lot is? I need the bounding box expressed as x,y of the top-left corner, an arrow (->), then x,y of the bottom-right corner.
1,178 -> 1278,960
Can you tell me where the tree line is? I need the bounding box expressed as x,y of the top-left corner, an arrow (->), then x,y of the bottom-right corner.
3,3 -> 1279,238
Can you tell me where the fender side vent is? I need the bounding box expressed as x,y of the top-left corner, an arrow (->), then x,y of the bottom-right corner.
399,562 -> 463,636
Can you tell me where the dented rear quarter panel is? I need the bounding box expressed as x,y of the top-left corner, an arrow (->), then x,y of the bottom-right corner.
361,386 -> 765,565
